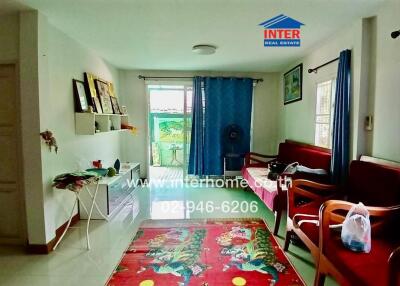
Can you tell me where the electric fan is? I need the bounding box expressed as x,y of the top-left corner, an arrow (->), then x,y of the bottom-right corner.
222,124 -> 245,174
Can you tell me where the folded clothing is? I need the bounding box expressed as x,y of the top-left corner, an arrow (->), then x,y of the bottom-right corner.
53,171 -> 100,192
296,165 -> 328,175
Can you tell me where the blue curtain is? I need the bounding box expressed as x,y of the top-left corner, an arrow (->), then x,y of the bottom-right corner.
331,49 -> 351,184
203,77 -> 253,175
188,77 -> 204,175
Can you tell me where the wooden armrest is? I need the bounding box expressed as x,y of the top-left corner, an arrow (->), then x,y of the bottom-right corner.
246,152 -> 278,159
320,200 -> 400,218
244,152 -> 277,166
319,200 -> 400,252
290,186 -> 332,201
389,246 -> 400,286
287,180 -> 337,216
292,179 -> 336,190
289,179 -> 337,199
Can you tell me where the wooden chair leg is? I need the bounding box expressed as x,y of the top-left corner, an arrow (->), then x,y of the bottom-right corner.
273,208 -> 282,235
314,268 -> 326,286
284,229 -> 292,251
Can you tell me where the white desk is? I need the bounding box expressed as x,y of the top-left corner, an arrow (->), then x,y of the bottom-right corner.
79,163 -> 140,220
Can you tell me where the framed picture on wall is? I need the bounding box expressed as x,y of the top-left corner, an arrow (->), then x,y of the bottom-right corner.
73,79 -> 89,112
284,63 -> 303,105
95,79 -> 114,114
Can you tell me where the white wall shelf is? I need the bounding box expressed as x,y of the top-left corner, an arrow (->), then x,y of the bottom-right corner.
75,113 -> 130,135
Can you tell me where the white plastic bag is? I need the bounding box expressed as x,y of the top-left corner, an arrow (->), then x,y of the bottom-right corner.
341,202 -> 371,253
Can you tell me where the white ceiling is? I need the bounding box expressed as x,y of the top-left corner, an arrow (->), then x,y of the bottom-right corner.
4,0 -> 385,72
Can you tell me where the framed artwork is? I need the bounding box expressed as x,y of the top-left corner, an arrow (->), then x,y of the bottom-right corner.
73,79 -> 89,112
284,63 -> 303,105
84,72 -> 98,98
110,97 -> 121,114
93,97 -> 103,114
95,79 -> 113,114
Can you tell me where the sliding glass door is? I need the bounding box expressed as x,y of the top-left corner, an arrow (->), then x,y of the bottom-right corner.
147,84 -> 192,181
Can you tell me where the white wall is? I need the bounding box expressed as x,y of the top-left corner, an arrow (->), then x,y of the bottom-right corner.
19,11 -> 123,244
370,0 -> 400,161
20,11 -> 47,245
119,70 -> 280,178
41,17 -> 122,242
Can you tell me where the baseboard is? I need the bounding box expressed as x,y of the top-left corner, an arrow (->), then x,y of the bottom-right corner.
26,213 -> 80,254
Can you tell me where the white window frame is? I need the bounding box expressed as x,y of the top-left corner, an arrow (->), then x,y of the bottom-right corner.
314,78 -> 336,149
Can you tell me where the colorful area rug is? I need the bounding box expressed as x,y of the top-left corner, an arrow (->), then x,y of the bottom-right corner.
107,219 -> 305,286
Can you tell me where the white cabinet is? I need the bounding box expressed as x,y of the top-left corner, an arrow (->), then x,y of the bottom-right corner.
75,113 -> 130,135
79,163 -> 140,219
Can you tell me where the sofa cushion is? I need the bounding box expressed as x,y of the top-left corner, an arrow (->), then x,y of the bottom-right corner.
348,160 -> 400,206
325,235 -> 398,286
277,142 -> 331,171
292,205 -> 320,245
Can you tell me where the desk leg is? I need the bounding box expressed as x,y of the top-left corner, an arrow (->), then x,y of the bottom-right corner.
84,186 -> 108,221
76,193 -> 89,216
53,196 -> 78,250
86,182 -> 100,250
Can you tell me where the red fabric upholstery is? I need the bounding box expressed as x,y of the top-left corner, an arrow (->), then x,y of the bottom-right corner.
277,142 -> 331,171
325,236 -> 398,286
347,160 -> 400,206
293,205 -> 320,245
241,166 -> 277,210
242,141 -> 332,212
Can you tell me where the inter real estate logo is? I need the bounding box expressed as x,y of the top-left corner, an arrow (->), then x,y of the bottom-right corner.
259,14 -> 304,47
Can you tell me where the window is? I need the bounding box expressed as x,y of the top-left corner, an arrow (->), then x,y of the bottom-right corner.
314,79 -> 336,148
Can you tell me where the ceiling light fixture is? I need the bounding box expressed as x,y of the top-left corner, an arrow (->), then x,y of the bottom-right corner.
192,44 -> 217,55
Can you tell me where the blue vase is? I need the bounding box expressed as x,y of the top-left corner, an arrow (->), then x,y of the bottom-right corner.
114,159 -> 121,174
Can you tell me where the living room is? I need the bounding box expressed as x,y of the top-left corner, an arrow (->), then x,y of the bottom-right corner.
0,1 -> 399,286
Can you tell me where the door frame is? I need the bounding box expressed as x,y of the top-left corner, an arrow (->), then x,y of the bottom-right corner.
0,62 -> 27,245
145,81 -> 192,181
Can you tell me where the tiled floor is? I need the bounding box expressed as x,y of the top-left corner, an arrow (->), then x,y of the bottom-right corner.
149,166 -> 183,181
0,185 -> 337,286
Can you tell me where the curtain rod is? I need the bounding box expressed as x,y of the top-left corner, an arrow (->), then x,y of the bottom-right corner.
138,75 -> 263,83
308,57 -> 339,74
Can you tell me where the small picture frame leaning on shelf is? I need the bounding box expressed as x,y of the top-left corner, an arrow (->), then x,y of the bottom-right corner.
93,97 -> 103,114
110,97 -> 121,114
73,79 -> 89,112
83,72 -> 98,112
95,79 -> 114,114
120,105 -> 128,114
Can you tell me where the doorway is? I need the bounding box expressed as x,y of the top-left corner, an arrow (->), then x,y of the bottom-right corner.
147,84 -> 192,182
0,64 -> 25,244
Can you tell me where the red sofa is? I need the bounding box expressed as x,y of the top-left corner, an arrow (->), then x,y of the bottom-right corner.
286,157 -> 400,286
242,140 -> 331,235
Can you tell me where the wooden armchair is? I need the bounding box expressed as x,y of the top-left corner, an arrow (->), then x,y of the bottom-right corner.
284,179 -> 339,260
316,200 -> 400,286
389,246 -> 400,286
244,152 -> 277,167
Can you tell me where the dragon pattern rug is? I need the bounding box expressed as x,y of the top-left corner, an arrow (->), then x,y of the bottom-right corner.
107,219 -> 305,286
